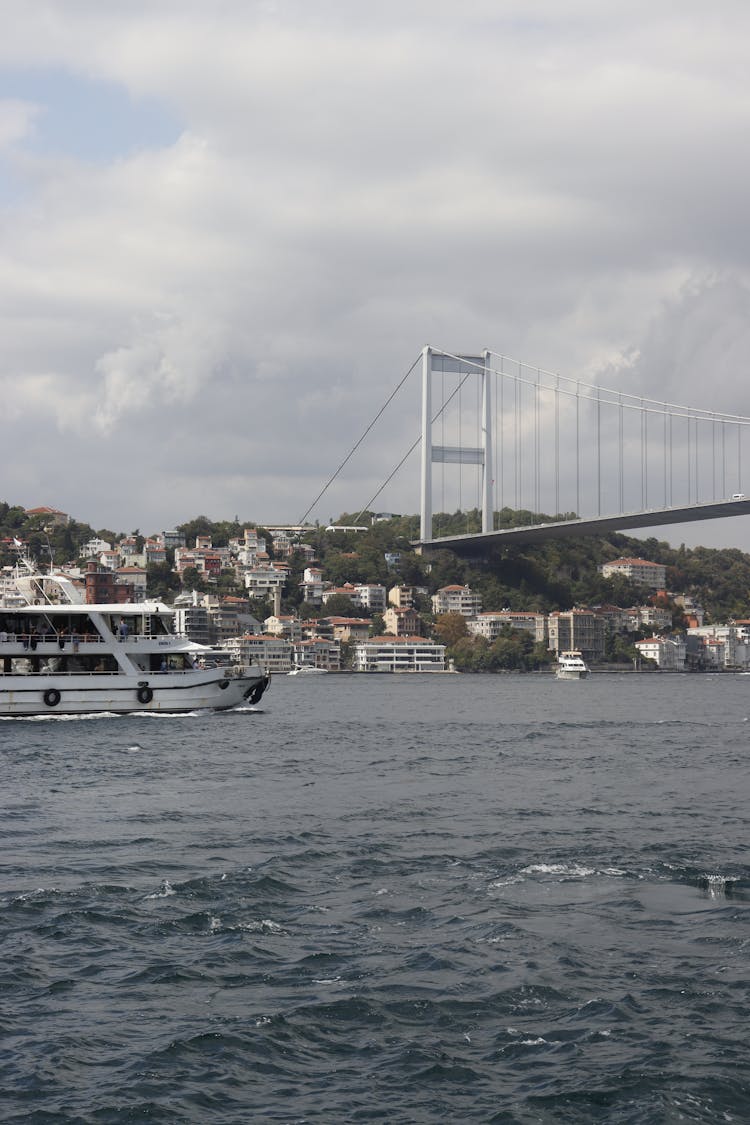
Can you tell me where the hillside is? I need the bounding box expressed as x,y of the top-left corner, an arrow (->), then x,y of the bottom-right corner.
2,500 -> 749,624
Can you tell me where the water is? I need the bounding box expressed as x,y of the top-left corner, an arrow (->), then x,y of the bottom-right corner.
2,673 -> 749,1123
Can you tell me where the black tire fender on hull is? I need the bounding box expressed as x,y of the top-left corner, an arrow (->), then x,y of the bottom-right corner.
137,685 -> 153,705
43,688 -> 61,708
244,675 -> 270,705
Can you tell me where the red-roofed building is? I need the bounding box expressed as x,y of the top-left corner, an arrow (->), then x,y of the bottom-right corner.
601,557 -> 667,589
431,584 -> 482,617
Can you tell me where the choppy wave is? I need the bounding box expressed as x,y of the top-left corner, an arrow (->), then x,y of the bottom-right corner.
2,672 -> 749,1122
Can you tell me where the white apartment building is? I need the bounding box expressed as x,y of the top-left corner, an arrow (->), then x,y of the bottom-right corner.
352,584 -> 387,614
292,638 -> 341,671
467,611 -> 547,644
300,567 -> 324,605
264,614 -> 303,641
686,625 -> 750,670
353,636 -> 446,673
81,536 -> 112,559
173,600 -> 212,644
226,633 -> 293,673
431,584 -> 482,617
99,550 -> 120,571
601,557 -> 667,589
635,636 -> 686,670
244,566 -> 286,599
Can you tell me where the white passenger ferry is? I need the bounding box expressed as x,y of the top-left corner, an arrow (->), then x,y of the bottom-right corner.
555,650 -> 590,679
0,566 -> 270,716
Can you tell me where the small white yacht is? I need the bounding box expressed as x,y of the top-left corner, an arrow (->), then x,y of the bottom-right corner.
555,650 -> 590,679
0,565 -> 270,716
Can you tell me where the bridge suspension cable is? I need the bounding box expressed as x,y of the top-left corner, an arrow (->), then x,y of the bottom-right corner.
352,365 -> 475,524
299,354 -> 421,525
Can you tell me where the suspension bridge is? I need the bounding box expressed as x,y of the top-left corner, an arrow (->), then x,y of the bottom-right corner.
304,345 -> 750,553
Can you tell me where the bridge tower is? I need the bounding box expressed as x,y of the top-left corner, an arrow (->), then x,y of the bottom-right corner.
420,347 -> 493,542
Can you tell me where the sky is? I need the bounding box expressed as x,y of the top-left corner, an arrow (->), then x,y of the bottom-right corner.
3,0 -> 750,549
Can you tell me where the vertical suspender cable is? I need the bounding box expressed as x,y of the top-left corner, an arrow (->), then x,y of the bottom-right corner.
555,375 -> 560,517
597,386 -> 601,516
580,380 -> 584,515
458,373 -> 463,522
669,411 -> 673,505
687,412 -> 691,505
663,403 -> 668,508
643,400 -> 647,506
514,368 -> 520,510
499,360 -> 504,514
640,398 -> 645,510
618,394 -> 624,512
722,421 -> 726,497
535,369 -> 540,517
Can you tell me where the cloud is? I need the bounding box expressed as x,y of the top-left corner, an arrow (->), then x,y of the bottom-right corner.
1,1 -> 750,549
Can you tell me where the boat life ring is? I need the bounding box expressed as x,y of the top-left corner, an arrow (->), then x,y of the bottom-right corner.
43,688 -> 61,708
137,685 -> 153,705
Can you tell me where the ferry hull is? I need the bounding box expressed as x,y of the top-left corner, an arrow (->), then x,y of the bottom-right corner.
0,671 -> 270,717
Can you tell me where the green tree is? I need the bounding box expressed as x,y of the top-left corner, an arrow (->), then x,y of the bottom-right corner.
321,594 -> 363,618
181,566 -> 206,592
434,613 -> 468,647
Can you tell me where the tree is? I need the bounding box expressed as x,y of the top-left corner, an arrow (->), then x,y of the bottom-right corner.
369,613 -> 386,637
321,594 -> 362,618
434,613 -> 468,647
181,566 -> 206,592
147,563 -> 181,600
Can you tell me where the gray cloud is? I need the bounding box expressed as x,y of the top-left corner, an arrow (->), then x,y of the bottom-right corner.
1,1 -> 750,549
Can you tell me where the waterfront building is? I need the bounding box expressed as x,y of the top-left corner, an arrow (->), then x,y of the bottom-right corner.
686,625 -> 750,670
353,635 -> 447,673
547,609 -> 606,661
291,638 -> 341,671
226,633 -> 293,674
634,636 -> 686,670
467,611 -> 547,643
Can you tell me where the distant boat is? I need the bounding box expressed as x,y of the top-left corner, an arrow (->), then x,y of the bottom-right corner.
555,651 -> 590,679
288,666 -> 328,676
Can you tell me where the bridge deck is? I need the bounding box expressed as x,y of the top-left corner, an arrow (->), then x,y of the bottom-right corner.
414,498 -> 750,553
